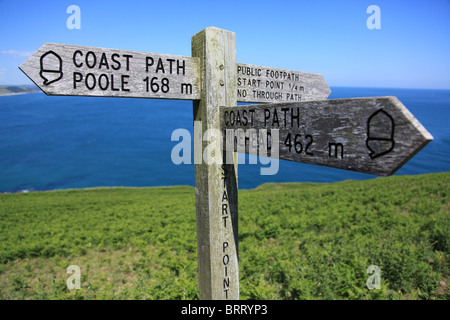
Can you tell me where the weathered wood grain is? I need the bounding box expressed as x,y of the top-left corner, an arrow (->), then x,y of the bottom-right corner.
19,43 -> 332,105
221,97 -> 433,176
236,62 -> 331,103
19,43 -> 201,100
192,27 -> 239,300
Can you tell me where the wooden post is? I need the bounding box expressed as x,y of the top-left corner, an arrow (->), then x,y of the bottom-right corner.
192,27 -> 239,300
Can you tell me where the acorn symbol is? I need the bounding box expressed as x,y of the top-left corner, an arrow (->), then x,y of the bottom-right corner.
39,51 -> 63,85
366,109 -> 395,159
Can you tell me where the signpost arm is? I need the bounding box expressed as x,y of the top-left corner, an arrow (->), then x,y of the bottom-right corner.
192,27 -> 239,300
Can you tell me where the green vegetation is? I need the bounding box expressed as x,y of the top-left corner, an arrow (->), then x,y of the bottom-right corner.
0,172 -> 448,300
0,85 -> 38,95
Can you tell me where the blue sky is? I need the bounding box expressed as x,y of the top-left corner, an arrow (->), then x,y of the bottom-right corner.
0,0 -> 449,89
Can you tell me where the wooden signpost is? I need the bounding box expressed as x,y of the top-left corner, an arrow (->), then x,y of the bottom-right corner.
191,28 -> 239,300
19,43 -> 201,100
19,27 -> 433,300
221,97 -> 433,176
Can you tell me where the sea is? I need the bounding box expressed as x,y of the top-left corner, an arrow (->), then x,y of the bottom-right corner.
0,87 -> 449,193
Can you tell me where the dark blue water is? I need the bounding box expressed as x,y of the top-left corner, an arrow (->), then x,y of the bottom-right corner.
1,87 -> 449,193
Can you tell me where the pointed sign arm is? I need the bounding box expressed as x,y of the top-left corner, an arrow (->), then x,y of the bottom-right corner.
221,96 -> 433,176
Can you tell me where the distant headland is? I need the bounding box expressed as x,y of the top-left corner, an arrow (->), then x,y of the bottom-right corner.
0,85 -> 39,96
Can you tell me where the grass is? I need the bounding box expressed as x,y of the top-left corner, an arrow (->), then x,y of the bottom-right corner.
0,172 -> 449,300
